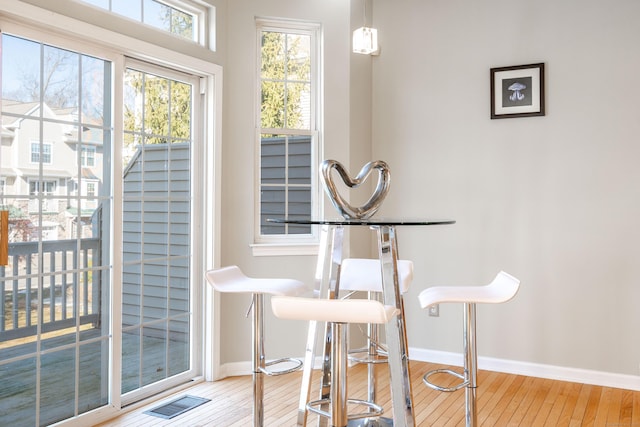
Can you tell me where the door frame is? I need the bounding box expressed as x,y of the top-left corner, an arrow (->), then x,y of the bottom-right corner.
0,3 -> 222,424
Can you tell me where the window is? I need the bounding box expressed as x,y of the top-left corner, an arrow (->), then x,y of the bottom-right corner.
28,179 -> 58,213
82,147 -> 95,166
29,180 -> 57,195
82,146 -> 96,166
31,142 -> 52,164
86,181 -> 96,197
78,0 -> 206,44
256,19 -> 320,242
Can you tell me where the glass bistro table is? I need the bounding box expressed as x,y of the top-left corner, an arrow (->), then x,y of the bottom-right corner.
268,218 -> 455,426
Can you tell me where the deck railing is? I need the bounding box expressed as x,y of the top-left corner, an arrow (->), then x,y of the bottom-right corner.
0,238 -> 101,342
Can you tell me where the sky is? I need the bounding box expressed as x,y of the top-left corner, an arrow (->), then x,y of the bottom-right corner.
1,34 -> 41,96
1,0 -> 188,107
83,0 -> 176,30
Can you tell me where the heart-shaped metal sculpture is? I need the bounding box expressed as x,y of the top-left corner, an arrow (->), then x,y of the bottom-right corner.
320,159 -> 391,219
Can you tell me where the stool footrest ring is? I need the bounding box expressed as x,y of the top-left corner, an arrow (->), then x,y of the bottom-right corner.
348,350 -> 388,365
422,368 -> 469,392
307,398 -> 384,421
260,357 -> 303,376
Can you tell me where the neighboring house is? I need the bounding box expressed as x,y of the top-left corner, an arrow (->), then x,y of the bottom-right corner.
0,99 -> 104,241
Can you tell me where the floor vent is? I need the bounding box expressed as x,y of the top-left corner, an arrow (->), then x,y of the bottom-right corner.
144,395 -> 211,419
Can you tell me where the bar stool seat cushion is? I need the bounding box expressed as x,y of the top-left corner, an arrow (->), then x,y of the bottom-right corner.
339,258 -> 414,293
271,296 -> 399,325
418,271 -> 520,308
205,265 -> 308,296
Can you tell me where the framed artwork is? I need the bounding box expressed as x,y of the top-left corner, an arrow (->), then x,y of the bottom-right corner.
490,63 -> 545,119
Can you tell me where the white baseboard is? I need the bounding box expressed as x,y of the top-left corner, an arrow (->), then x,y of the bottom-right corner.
409,347 -> 640,392
218,361 -> 251,379
219,351 -> 640,392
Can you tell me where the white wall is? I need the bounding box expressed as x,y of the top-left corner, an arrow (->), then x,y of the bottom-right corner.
220,0 -> 360,365
372,0 -> 640,379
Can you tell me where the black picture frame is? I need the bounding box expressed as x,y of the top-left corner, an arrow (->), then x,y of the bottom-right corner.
490,63 -> 545,119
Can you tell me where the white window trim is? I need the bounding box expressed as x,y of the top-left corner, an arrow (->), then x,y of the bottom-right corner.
250,242 -> 319,257
167,0 -> 209,46
252,18 -> 323,256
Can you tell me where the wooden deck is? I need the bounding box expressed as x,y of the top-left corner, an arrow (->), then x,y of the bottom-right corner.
0,329 -> 187,427
97,360 -> 640,426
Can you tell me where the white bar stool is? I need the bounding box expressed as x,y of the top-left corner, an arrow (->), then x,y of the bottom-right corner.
205,266 -> 309,427
338,258 -> 413,424
417,271 -> 520,427
271,296 -> 399,427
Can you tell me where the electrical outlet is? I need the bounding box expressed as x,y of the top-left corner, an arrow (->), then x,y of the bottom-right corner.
428,304 -> 439,317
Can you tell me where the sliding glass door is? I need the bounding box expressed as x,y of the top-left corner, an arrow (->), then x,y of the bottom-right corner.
0,32 -> 112,426
120,61 -> 200,400
0,30 -> 205,425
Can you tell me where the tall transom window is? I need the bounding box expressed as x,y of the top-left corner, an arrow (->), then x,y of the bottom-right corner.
78,0 -> 208,45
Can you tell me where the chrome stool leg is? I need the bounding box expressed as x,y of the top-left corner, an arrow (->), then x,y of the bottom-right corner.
347,293 -> 393,427
421,303 -> 478,427
253,293 -> 265,427
464,303 -> 477,427
252,293 -> 304,426
332,322 -> 348,426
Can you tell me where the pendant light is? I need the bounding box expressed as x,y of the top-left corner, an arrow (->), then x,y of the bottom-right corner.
352,0 -> 379,55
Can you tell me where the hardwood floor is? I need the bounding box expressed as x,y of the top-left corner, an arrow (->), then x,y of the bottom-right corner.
98,361 -> 640,426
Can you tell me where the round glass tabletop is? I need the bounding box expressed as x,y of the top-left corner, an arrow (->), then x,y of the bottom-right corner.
267,218 -> 456,226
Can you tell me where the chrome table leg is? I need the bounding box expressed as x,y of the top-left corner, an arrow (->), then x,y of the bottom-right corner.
376,225 -> 415,427
297,225 -> 344,426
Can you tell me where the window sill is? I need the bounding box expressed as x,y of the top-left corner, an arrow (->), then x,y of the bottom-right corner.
250,243 -> 319,257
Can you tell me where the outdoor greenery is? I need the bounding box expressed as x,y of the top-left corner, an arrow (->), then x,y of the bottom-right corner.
260,31 -> 311,130
162,3 -> 194,39
123,70 -> 192,147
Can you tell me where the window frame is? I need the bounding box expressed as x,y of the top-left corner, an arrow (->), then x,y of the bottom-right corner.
253,18 -> 322,251
30,141 -> 53,164
74,0 -> 211,48
29,179 -> 58,196
28,179 -> 58,213
82,146 -> 96,166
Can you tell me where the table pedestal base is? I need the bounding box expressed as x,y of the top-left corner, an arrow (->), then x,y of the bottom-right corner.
347,417 -> 394,427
